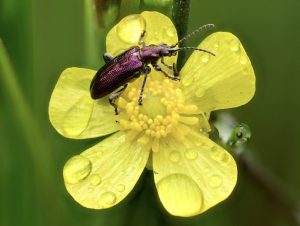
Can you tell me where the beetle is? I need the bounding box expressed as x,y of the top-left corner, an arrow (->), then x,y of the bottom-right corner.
90,24 -> 216,114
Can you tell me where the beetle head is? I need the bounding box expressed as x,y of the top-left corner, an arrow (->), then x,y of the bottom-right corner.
158,43 -> 177,57
158,43 -> 215,57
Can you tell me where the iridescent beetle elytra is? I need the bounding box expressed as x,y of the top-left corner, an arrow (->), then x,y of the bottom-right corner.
90,24 -> 215,114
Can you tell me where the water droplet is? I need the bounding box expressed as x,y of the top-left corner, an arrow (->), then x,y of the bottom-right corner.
163,26 -> 175,39
230,39 -> 240,52
157,174 -> 203,216
87,186 -> 94,193
228,123 -> 251,146
116,184 -> 125,192
169,151 -> 181,163
220,152 -> 229,163
195,88 -> 205,98
210,146 -> 220,160
194,139 -> 203,147
63,96 -> 93,136
203,167 -> 210,174
63,155 -> 92,184
210,146 -> 218,154
240,55 -> 247,65
120,170 -> 126,175
209,175 -> 223,188
201,54 -> 210,63
182,77 -> 194,86
116,14 -> 146,44
95,150 -> 103,158
210,42 -> 219,55
210,146 -> 230,163
89,174 -> 102,186
184,149 -> 198,160
98,192 -> 117,207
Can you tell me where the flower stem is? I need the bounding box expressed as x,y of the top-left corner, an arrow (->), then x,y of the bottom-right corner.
84,0 -> 101,68
171,0 -> 191,70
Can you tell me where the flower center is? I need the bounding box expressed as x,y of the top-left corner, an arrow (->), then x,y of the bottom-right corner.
117,77 -> 209,147
140,95 -> 166,118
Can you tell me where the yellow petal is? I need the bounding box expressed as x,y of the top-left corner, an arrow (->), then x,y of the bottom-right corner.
49,67 -> 118,139
139,11 -> 178,46
63,131 -> 150,209
180,32 -> 255,112
106,11 -> 177,71
153,133 -> 237,217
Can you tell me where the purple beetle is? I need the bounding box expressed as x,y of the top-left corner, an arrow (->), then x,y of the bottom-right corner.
90,24 -> 215,114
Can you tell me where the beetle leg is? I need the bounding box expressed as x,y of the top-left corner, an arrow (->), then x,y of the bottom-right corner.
152,63 -> 180,81
138,30 -> 146,47
172,63 -> 180,79
160,58 -> 180,79
138,66 -> 151,105
109,84 -> 128,115
160,58 -> 180,80
103,53 -> 114,63
160,57 -> 173,70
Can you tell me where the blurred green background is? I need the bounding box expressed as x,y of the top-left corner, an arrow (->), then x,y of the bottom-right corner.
1,0 -> 300,226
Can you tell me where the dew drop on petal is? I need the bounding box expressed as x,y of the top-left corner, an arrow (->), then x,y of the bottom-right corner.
220,152 -> 229,163
116,14 -> 146,44
99,192 -> 117,207
116,184 -> 125,192
203,167 -> 210,174
213,43 -> 219,52
210,146 -> 229,163
63,96 -> 93,136
63,155 -> 92,184
157,174 -> 203,216
184,149 -> 198,160
163,26 -> 175,39
240,55 -> 247,65
182,76 -> 194,86
87,187 -> 94,193
169,151 -> 181,163
209,175 -> 223,188
195,88 -> 205,98
96,151 -> 103,158
89,174 -> 102,186
210,146 -> 219,160
230,39 -> 240,52
201,54 -> 210,63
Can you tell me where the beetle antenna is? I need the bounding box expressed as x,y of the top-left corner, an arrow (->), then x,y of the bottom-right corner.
174,47 -> 215,56
171,24 -> 215,47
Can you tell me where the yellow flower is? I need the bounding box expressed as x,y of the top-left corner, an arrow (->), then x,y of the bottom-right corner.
49,11 -> 255,217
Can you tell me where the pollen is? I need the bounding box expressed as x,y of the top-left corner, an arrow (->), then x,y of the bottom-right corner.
117,77 -> 209,148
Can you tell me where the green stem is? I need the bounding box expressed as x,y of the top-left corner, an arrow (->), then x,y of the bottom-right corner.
0,39 -> 65,225
84,0 -> 101,68
172,0 -> 191,69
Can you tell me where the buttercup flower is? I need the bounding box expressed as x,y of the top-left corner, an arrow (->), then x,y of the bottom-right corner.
49,11 -> 255,217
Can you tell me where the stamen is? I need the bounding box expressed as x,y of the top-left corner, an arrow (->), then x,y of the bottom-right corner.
138,134 -> 150,144
178,116 -> 199,125
177,104 -> 199,114
117,77 -> 210,151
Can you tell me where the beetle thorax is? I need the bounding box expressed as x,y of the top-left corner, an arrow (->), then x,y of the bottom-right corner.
139,45 -> 161,63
